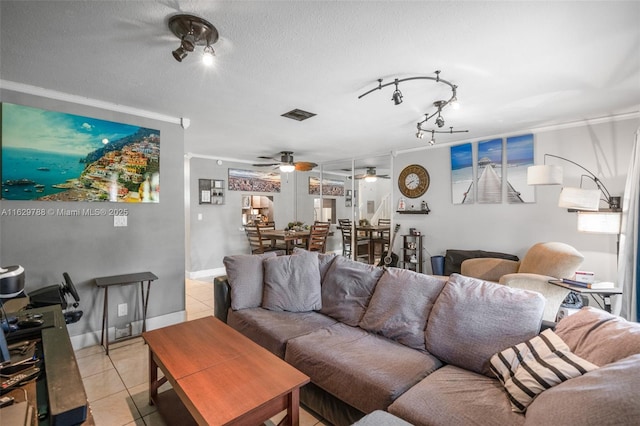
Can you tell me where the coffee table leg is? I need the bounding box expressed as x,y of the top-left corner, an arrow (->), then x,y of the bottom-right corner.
277,388 -> 300,426
149,347 -> 157,406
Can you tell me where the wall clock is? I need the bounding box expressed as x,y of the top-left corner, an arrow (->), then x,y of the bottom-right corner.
398,164 -> 430,198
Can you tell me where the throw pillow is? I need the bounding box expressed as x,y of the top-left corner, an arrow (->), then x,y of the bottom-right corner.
292,247 -> 337,282
490,328 -> 598,413
320,255 -> 384,326
424,274 -> 545,377
359,268 -> 446,351
223,252 -> 277,310
262,250 -> 322,312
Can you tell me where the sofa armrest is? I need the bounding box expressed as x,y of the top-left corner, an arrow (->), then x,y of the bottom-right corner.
499,273 -> 570,322
461,258 -> 520,282
214,275 -> 231,323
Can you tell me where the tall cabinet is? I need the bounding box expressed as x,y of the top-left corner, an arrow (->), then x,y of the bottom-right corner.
400,234 -> 424,273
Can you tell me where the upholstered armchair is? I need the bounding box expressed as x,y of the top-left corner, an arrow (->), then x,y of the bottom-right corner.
461,242 -> 584,322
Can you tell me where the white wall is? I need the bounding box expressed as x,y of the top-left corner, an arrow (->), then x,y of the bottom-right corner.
392,116 -> 639,284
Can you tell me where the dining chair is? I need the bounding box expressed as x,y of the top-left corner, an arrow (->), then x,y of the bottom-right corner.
257,223 -> 288,251
338,219 -> 370,262
372,218 -> 391,259
245,225 -> 269,254
307,222 -> 330,253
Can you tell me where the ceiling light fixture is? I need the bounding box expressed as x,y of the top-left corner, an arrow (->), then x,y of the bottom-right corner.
359,70 -> 467,138
168,14 -> 219,65
416,126 -> 469,144
279,164 -> 296,173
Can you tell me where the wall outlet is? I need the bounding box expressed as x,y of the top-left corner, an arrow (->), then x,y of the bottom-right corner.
114,216 -> 127,227
115,324 -> 132,339
117,303 -> 128,317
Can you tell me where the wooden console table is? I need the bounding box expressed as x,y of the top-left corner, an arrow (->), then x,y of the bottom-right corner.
94,271 -> 157,355
143,316 -> 309,426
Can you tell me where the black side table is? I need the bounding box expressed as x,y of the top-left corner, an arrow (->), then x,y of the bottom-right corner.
94,271 -> 158,355
548,279 -> 622,313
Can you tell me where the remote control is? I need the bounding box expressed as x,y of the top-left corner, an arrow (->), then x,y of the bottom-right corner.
0,366 -> 40,394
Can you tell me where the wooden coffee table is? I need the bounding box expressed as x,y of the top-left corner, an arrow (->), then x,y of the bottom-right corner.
142,316 -> 310,426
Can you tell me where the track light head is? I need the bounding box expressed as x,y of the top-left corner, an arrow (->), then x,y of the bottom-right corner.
392,89 -> 403,105
202,45 -> 215,65
172,45 -> 188,62
416,130 -> 424,139
391,79 -> 403,105
435,114 -> 445,128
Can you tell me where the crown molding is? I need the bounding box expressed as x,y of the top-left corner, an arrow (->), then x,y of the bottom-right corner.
1,80 -> 183,125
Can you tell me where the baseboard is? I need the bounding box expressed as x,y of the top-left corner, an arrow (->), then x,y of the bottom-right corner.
187,267 -> 226,280
69,310 -> 186,351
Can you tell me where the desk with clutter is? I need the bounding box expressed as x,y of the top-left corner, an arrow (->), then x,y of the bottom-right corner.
1,265 -> 91,425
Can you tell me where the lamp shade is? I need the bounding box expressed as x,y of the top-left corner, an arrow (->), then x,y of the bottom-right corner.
558,187 -> 601,211
577,211 -> 621,234
527,164 -> 563,185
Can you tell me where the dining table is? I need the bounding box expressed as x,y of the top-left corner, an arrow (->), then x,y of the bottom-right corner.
260,229 -> 311,254
355,225 -> 391,264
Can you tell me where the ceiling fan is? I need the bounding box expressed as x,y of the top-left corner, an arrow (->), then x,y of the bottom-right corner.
350,167 -> 390,182
253,151 -> 318,172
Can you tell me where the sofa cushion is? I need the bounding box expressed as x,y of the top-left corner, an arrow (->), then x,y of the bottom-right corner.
227,307 -> 337,358
554,306 -> 640,366
524,354 -> 640,426
320,256 -> 384,326
425,274 -> 545,376
285,322 -> 442,413
223,252 -> 278,310
351,410 -> 412,426
388,365 -> 525,426
359,268 -> 446,351
262,250 -> 322,312
490,328 -> 598,413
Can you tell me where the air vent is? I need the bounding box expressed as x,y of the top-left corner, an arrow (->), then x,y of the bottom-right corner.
281,109 -> 316,121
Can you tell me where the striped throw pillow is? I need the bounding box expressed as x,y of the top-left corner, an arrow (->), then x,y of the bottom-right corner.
489,328 -> 599,413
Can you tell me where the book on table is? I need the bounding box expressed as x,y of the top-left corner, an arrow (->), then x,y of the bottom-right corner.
561,278 -> 616,289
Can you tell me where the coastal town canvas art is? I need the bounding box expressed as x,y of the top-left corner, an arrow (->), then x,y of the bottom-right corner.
1,103 -> 160,202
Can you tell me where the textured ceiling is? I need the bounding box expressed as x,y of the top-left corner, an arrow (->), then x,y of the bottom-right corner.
1,1 -> 639,169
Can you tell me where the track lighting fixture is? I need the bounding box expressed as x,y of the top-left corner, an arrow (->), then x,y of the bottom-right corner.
359,70 -> 467,139
416,126 -> 469,145
391,79 -> 403,105
168,14 -> 219,65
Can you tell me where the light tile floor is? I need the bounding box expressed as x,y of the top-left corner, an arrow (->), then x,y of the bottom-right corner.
75,278 -> 328,426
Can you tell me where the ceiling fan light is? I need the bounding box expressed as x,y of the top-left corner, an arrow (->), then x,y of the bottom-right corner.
202,45 -> 215,65
364,176 -> 378,183
279,164 -> 295,173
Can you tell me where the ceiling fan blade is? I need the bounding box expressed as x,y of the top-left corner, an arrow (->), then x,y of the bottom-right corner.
252,163 -> 280,167
294,162 -> 317,171
257,156 -> 280,162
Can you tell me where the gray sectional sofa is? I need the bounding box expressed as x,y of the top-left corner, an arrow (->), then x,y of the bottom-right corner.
214,249 -> 640,426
